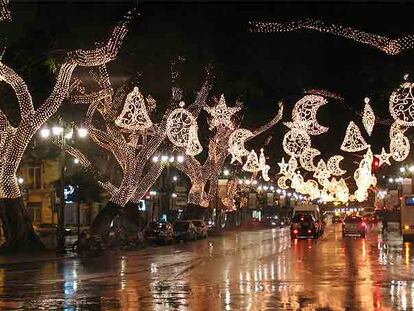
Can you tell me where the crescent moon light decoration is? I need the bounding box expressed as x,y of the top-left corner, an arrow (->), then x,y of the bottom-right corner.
327,155 -> 347,176
282,128 -> 311,157
277,176 -> 289,190
227,128 -> 253,164
291,95 -> 329,135
299,147 -> 321,172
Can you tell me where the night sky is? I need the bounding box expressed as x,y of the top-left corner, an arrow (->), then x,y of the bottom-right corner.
2,1 -> 414,181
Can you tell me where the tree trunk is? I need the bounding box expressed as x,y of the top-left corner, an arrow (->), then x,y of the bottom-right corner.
182,203 -> 208,220
89,201 -> 121,238
188,182 -> 209,207
0,197 -> 44,253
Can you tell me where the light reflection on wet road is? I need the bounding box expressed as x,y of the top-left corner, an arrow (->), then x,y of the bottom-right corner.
0,224 -> 413,310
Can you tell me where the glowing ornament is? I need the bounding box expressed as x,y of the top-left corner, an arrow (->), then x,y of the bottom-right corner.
313,159 -> 330,180
277,176 -> 289,190
291,94 -> 329,135
250,19 -> 413,56
327,155 -> 346,176
390,121 -> 407,139
390,132 -> 410,162
227,128 -> 253,164
243,150 -> 261,173
288,157 -> 298,173
374,147 -> 392,167
282,128 -> 311,157
258,148 -> 270,182
204,94 -> 241,130
340,121 -> 369,152
389,75 -> 414,126
362,97 -> 375,136
299,147 -> 320,172
277,157 -> 289,175
115,87 -> 153,131
166,102 -> 199,148
185,123 -> 203,156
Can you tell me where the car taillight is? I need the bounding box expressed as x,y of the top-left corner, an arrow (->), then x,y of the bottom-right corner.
361,222 -> 366,227
308,229 -> 312,233
293,229 -> 298,234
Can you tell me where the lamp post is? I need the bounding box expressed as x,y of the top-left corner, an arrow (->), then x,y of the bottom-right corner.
39,123 -> 88,252
152,153 -> 184,221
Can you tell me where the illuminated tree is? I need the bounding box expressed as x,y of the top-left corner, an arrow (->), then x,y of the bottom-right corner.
173,95 -> 283,209
0,12 -> 131,251
65,61 -> 212,238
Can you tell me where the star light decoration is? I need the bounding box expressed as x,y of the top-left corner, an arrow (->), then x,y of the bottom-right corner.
340,121 -> 369,152
374,148 -> 392,167
249,19 -> 414,55
362,97 -> 375,136
204,94 -> 241,130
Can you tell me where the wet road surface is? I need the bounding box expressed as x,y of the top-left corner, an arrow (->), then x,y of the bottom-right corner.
0,224 -> 413,310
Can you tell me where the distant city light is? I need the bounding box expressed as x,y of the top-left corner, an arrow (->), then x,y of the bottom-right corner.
73,158 -> 80,164
176,155 -> 184,163
77,127 -> 88,138
40,128 -> 50,138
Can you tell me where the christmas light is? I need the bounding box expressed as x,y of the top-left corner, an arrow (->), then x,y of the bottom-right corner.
0,10 -> 132,199
204,94 -> 241,130
362,97 -> 375,136
243,150 -> 261,173
227,128 -> 253,164
282,127 -> 311,157
299,147 -> 320,172
374,147 -> 392,167
389,75 -> 414,126
327,155 -> 346,176
291,95 -> 329,135
340,121 -> 369,152
115,87 -> 153,131
249,19 -> 414,55
390,132 -> 410,162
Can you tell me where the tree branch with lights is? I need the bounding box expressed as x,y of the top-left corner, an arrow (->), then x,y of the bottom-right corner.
0,10 -> 133,252
65,57 -> 213,239
173,94 -> 283,210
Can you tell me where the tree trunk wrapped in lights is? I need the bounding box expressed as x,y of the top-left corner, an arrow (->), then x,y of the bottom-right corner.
0,11 -> 132,252
174,95 -> 283,209
66,60 -> 212,239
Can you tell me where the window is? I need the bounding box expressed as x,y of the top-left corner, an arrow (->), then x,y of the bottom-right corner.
27,202 -> 42,223
28,166 -> 42,189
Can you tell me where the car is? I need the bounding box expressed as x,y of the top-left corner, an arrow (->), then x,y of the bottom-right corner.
291,213 -> 321,239
364,214 -> 378,224
332,215 -> 343,224
173,220 -> 197,241
144,221 -> 174,244
292,204 -> 325,234
190,220 -> 208,239
35,223 -> 71,236
342,215 -> 366,237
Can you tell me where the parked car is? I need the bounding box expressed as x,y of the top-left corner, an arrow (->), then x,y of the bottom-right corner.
291,213 -> 321,239
342,215 -> 366,238
144,221 -> 174,244
190,220 -> 208,239
332,215 -> 343,224
173,220 -> 197,241
35,223 -> 71,236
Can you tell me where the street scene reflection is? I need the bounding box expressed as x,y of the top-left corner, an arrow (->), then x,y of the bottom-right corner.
0,224 -> 411,310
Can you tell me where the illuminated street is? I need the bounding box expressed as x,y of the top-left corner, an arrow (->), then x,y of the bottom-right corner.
0,224 -> 411,310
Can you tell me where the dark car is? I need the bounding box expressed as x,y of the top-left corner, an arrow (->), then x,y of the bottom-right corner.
35,223 -> 71,237
144,221 -> 174,244
173,221 -> 197,241
190,220 -> 208,239
342,215 -> 366,237
332,215 -> 343,224
291,213 -> 320,239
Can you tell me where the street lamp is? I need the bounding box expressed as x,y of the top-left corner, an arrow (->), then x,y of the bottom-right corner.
39,122 -> 87,253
